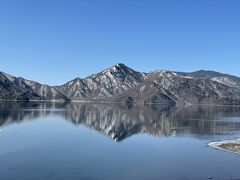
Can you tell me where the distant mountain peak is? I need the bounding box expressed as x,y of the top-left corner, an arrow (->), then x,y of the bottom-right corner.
1,65 -> 240,105
105,63 -> 130,72
113,63 -> 127,68
73,77 -> 82,82
93,63 -> 138,79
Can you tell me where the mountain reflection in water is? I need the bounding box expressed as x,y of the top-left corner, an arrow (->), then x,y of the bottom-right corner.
1,102 -> 240,141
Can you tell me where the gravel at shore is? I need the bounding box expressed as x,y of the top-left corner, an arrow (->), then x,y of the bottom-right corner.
209,138 -> 240,154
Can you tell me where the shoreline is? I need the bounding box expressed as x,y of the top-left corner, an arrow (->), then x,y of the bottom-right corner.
0,100 -> 240,107
208,138 -> 240,155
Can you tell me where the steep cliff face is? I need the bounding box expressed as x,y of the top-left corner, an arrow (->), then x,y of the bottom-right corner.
0,64 -> 240,105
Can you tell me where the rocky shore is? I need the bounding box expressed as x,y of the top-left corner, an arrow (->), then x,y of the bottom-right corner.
209,138 -> 240,154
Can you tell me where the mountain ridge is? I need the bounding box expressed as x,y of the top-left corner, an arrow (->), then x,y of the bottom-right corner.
1,63 -> 240,105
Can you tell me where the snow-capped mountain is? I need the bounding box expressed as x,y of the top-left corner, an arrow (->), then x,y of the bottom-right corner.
184,70 -> 240,88
0,63 -> 240,105
109,70 -> 240,105
55,63 -> 148,100
23,79 -> 69,101
0,72 -> 40,101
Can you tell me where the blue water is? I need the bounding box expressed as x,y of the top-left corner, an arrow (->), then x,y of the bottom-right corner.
0,102 -> 240,180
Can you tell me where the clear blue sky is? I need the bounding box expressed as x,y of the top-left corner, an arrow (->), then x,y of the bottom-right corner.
0,0 -> 239,85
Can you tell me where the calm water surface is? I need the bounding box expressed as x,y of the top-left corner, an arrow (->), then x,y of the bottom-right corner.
0,102 -> 240,180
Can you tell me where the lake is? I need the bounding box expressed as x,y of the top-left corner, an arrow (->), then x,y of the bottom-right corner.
0,102 -> 240,180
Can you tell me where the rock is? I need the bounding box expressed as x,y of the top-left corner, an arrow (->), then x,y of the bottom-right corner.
0,64 -> 240,105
